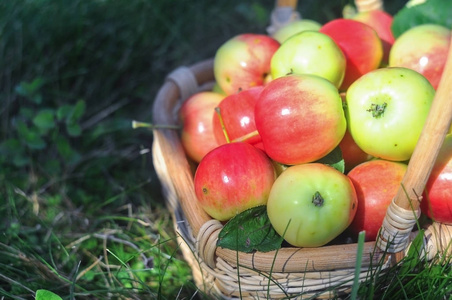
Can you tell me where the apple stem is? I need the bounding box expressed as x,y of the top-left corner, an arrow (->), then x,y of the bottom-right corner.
214,107 -> 231,143
132,120 -> 180,130
312,191 -> 324,207
367,102 -> 387,118
231,130 -> 260,143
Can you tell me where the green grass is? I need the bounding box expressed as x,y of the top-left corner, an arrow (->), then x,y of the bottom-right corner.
3,0 -> 450,299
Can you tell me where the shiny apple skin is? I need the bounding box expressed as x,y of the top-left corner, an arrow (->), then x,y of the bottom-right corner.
255,74 -> 346,165
353,9 -> 395,65
180,91 -> 225,163
267,163 -> 358,247
213,34 -> 280,96
194,142 -> 276,221
389,24 -> 451,90
270,30 -> 346,89
212,86 -> 264,150
320,18 -> 383,91
348,159 -> 407,241
420,134 -> 452,224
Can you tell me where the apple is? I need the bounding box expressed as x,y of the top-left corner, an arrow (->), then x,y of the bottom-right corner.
267,163 -> 358,247
352,9 -> 395,65
213,33 -> 280,95
320,18 -> 383,91
194,142 -> 276,221
255,74 -> 346,165
345,67 -> 435,161
212,86 -> 264,150
389,24 -> 451,90
179,91 -> 225,163
420,134 -> 452,224
272,19 -> 322,44
347,159 -> 407,241
339,129 -> 373,172
270,31 -> 346,88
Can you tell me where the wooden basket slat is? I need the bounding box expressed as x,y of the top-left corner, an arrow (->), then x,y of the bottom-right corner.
216,241 -> 383,273
152,60 -> 215,237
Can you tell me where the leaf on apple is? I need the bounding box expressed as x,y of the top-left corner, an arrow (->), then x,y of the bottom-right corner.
217,205 -> 283,253
314,146 -> 345,174
392,0 -> 452,38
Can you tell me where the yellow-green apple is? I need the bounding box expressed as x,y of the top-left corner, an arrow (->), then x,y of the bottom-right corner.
352,9 -> 395,65
320,18 -> 383,91
272,19 -> 322,44
270,31 -> 346,88
213,33 -> 280,95
389,24 -> 451,90
420,134 -> 452,224
194,142 -> 276,221
345,67 -> 435,161
212,86 -> 264,150
255,74 -> 346,165
179,91 -> 225,163
267,163 -> 358,247
347,159 -> 407,241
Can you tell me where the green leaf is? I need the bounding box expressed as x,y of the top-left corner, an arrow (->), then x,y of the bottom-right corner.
17,121 -> 46,149
66,123 -> 82,136
13,154 -> 32,167
56,135 -> 81,164
33,109 -> 56,131
314,146 -> 345,173
217,205 -> 283,253
56,104 -> 72,121
392,0 -> 452,38
15,78 -> 44,104
66,99 -> 86,124
35,289 -> 63,300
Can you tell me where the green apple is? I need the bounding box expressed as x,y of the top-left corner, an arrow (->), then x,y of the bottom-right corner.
345,67 -> 435,161
272,19 -> 322,44
267,163 -> 358,248
270,31 -> 346,88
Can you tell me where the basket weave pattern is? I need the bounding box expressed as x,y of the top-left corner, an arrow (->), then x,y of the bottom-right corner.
151,0 -> 452,298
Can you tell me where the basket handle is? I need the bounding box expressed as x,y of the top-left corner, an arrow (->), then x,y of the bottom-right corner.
377,33 -> 452,256
267,0 -> 300,36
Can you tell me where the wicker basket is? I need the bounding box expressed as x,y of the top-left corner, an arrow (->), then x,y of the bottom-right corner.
151,0 -> 452,298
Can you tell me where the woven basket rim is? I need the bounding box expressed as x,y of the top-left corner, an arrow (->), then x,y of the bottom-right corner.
150,0 -> 452,297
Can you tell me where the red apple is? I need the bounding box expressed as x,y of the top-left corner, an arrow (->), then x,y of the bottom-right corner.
339,129 -> 373,173
352,9 -> 395,65
389,24 -> 451,90
194,142 -> 276,221
348,159 -> 407,241
179,91 -> 224,163
420,134 -> 452,224
213,33 -> 280,95
255,74 -> 346,165
212,86 -> 264,150
320,18 -> 383,91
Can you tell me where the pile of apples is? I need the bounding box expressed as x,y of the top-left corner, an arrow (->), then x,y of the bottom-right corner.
179,9 -> 452,248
